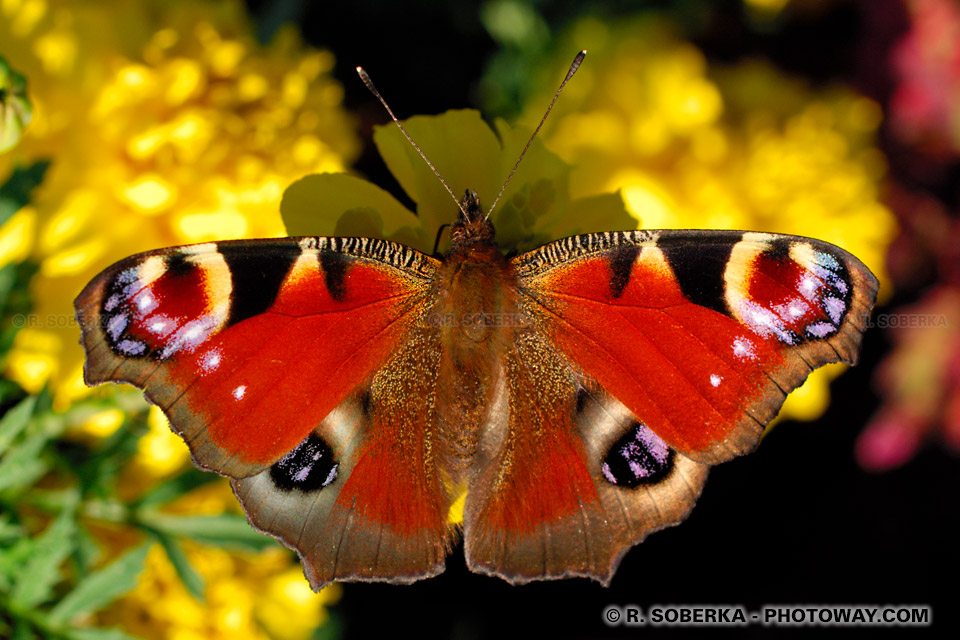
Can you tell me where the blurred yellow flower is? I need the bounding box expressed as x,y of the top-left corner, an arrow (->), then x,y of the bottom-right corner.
282,108 -> 635,254
0,0 -> 360,407
81,478 -> 339,640
742,0 -> 839,21
2,2 -> 354,634
511,17 -> 895,422
745,0 -> 791,11
100,543 -> 340,640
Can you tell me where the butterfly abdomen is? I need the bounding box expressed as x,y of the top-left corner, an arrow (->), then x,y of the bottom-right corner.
433,244 -> 518,465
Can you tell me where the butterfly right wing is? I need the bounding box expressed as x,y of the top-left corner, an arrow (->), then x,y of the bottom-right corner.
509,229 -> 878,465
463,228 -> 876,585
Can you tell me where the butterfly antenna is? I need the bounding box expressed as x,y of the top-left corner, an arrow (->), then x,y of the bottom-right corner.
357,66 -> 469,220
432,223 -> 451,256
484,49 -> 586,221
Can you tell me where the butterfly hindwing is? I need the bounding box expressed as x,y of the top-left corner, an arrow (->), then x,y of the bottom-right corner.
512,229 -> 879,465
75,237 -> 439,478
233,323 -> 455,589
464,329 -> 709,585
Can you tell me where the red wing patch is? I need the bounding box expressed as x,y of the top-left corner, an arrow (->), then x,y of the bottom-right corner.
463,331 -> 709,585
75,237 -> 438,477
473,335 -> 600,535
233,326 -> 454,590
464,331 -> 610,581
513,230 -> 878,465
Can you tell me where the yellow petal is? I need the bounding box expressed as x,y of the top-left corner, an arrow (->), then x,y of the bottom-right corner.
5,328 -> 60,393
447,488 -> 466,525
281,172 -> 424,245
136,405 -> 190,476
548,191 -> 639,239
776,365 -> 846,424
0,207 -> 36,267
79,408 -> 125,438
373,109 -> 503,234
118,174 -> 178,215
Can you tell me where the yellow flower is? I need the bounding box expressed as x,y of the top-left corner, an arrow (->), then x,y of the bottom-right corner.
99,543 -> 340,640
741,0 -> 839,22
81,479 -> 338,640
282,108 -> 635,253
0,0 -> 359,407
508,17 -> 896,422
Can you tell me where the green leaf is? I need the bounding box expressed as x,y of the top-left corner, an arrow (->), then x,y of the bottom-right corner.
8,505 -> 77,611
72,523 -> 103,576
10,619 -> 38,640
311,610 -> 343,640
548,191 -> 637,239
153,532 -> 205,600
0,535 -> 35,578
0,56 -> 33,154
0,394 -> 38,450
140,512 -> 274,551
0,430 -> 53,494
0,391 -> 61,495
75,411 -> 148,497
20,488 -> 83,512
0,379 -> 24,406
32,385 -> 54,416
480,0 -> 550,50
63,627 -> 144,640
132,468 -> 217,509
0,161 -> 49,227
0,260 -> 38,324
0,513 -> 24,542
0,262 -> 17,308
47,542 -> 151,626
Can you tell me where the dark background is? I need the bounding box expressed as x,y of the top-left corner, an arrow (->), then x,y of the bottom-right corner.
243,1 -> 955,636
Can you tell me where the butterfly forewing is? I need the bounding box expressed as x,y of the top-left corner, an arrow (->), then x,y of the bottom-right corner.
512,229 -> 879,465
75,237 -> 438,478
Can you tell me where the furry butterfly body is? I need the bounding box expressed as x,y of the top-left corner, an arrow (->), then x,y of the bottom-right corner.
75,190 -> 877,589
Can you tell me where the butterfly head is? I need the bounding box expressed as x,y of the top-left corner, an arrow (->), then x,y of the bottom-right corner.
449,189 -> 495,249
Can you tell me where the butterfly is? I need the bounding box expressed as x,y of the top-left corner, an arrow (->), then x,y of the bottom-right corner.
73,53 -> 879,590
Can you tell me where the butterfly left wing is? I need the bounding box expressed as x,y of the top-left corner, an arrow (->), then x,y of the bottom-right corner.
75,238 -> 458,587
232,321 -> 457,589
75,237 -> 438,477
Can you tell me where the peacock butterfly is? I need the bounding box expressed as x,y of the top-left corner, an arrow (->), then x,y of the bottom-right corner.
73,52 -> 878,589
